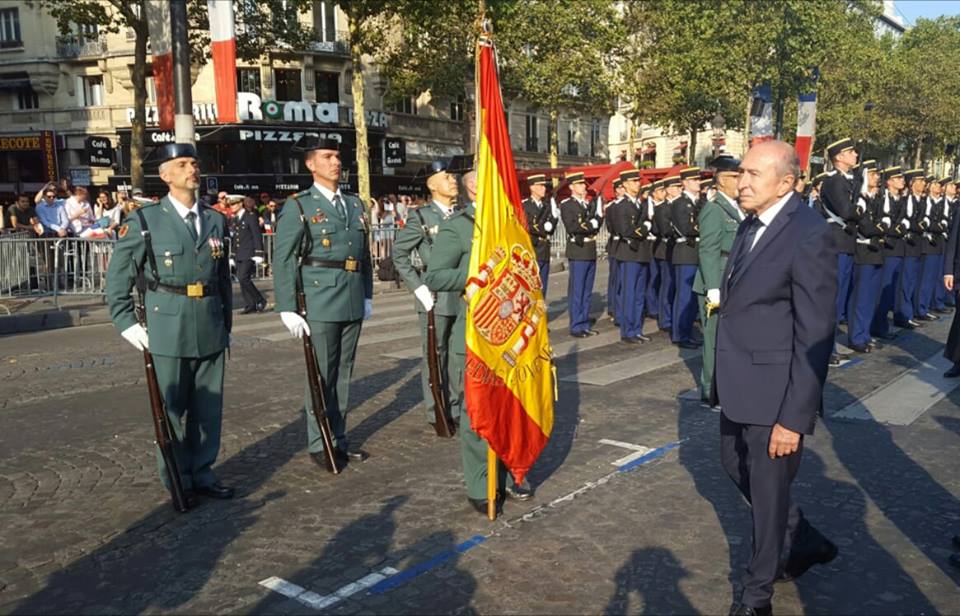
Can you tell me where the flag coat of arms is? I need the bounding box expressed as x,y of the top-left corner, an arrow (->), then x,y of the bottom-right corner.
464,33 -> 554,485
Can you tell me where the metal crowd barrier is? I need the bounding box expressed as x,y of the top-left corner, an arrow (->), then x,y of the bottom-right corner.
0,236 -> 114,307
253,222 -> 400,279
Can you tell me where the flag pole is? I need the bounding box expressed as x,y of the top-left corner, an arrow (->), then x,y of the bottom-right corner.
487,448 -> 497,520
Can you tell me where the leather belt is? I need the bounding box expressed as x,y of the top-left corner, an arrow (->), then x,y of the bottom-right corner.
151,281 -> 217,298
303,256 -> 361,272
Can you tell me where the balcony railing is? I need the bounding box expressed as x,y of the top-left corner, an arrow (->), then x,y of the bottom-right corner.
56,35 -> 107,59
306,30 -> 350,55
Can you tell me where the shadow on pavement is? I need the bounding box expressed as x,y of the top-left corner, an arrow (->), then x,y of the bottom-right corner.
603,546 -> 697,615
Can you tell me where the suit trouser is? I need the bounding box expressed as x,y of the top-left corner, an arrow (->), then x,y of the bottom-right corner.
537,259 -> 550,298
896,256 -> 922,324
153,350 -> 225,490
568,259 -> 597,334
657,258 -> 675,330
871,256 -> 903,336
645,261 -> 660,317
916,253 -> 941,317
835,253 -> 855,323
671,264 -> 698,343
607,255 -> 620,318
449,351 -> 513,500
618,261 -> 648,338
417,312 -> 457,424
697,293 -> 717,399
303,319 -> 362,453
236,259 -> 265,309
847,263 -> 883,347
720,414 -> 804,608
935,256 -> 951,308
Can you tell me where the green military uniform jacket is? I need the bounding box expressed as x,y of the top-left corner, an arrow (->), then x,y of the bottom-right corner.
393,201 -> 461,316
422,206 -> 475,354
106,197 -> 231,358
693,192 -> 742,296
273,185 -> 373,320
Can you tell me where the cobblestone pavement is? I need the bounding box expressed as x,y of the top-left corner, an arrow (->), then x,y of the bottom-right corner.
1,265 -> 958,615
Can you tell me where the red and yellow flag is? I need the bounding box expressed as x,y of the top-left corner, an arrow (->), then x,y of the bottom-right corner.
464,34 -> 554,485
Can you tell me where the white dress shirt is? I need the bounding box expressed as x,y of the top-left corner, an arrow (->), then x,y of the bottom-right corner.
750,191 -> 793,251
168,193 -> 201,236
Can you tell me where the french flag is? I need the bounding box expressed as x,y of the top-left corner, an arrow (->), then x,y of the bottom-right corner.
208,0 -> 238,123
146,0 -> 174,130
795,91 -> 817,172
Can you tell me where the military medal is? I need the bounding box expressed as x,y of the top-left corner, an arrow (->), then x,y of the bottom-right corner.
163,250 -> 173,267
322,237 -> 331,247
208,237 -> 223,259
314,210 -> 327,224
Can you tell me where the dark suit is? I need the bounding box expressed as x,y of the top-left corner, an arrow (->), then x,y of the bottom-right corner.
943,203 -> 960,362
711,192 -> 837,609
230,208 -> 266,310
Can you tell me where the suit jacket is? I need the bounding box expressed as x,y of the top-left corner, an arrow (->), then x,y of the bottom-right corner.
522,196 -> 557,262
609,195 -> 652,262
711,193 -> 837,434
272,185 -> 373,321
819,171 -> 858,254
944,199 -> 960,277
669,194 -> 699,265
230,209 -> 265,261
106,197 -> 232,358
694,192 -> 741,295
392,201 -> 461,316
560,197 -> 600,260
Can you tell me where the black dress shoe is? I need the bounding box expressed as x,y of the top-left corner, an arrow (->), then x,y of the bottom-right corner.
676,341 -> 699,350
169,488 -> 198,510
633,334 -> 651,342
505,481 -> 532,500
944,364 -> 960,378
240,305 -> 256,314
908,319 -> 925,327
952,535 -> 960,550
196,483 -> 235,499
848,343 -> 871,354
571,331 -> 591,338
256,300 -> 267,312
918,313 -> 939,321
335,447 -> 369,463
829,354 -> 842,367
468,494 -> 504,515
621,336 -> 641,344
588,317 -> 598,325
585,329 -> 600,336
730,604 -> 772,616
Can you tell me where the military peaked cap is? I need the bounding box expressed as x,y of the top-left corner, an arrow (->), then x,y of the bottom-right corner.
292,135 -> 341,153
709,155 -> 740,173
415,159 -> 451,181
813,172 -> 830,186
826,138 -> 855,160
618,168 -> 640,182
662,175 -> 682,187
679,167 -> 702,180
149,142 -> 198,165
527,173 -> 549,186
565,171 -> 586,183
860,159 -> 878,171
882,165 -> 903,180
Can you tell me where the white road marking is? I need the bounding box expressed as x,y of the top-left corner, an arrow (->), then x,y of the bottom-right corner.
260,567 -> 399,611
598,438 -> 654,466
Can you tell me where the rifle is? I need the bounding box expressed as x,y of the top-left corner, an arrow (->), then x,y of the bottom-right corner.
426,307 -> 456,437
134,301 -> 190,513
293,197 -> 341,474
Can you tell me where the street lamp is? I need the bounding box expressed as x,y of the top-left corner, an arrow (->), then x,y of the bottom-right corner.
712,111 -> 726,157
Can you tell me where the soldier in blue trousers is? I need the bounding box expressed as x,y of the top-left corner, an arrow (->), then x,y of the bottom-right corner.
896,169 -> 927,330
846,160 -> 885,353
605,179 -> 625,324
522,174 -> 559,298
670,167 -> 703,349
915,175 -> 946,321
654,177 -> 679,333
560,171 -> 602,337
871,166 -> 907,341
609,168 -> 652,343
643,181 -> 661,319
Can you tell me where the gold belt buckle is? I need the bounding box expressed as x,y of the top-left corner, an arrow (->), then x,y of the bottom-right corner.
187,282 -> 204,298
344,257 -> 359,272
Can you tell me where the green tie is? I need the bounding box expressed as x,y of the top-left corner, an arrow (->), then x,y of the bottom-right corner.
185,211 -> 198,242
333,194 -> 346,219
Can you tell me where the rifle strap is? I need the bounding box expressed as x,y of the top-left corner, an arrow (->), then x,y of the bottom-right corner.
414,208 -> 433,246
134,208 -> 161,296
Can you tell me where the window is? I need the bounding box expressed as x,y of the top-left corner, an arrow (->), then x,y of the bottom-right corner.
566,120 -> 579,156
74,22 -> 98,37
388,96 -> 416,115
314,71 -> 338,103
0,8 -> 21,48
313,0 -> 337,41
525,114 -> 539,152
274,69 -> 302,101
450,96 -> 464,122
590,118 -> 601,157
237,67 -> 261,96
77,75 -> 104,107
146,75 -> 157,104
15,87 -> 38,110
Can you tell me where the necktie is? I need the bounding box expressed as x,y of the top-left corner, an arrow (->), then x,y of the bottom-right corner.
729,215 -> 762,282
185,211 -> 198,242
333,194 -> 346,219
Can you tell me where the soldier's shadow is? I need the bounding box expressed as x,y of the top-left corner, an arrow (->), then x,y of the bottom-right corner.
602,546 -> 697,615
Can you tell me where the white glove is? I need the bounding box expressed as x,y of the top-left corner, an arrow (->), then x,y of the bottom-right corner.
414,284 -> 435,311
643,220 -> 652,231
902,219 -> 911,230
881,216 -> 891,226
229,258 -> 236,268
589,218 -> 599,229
544,221 -> 554,232
121,323 -> 149,351
280,311 -> 311,339
706,289 -> 721,306
364,299 -> 373,319
252,256 -> 264,265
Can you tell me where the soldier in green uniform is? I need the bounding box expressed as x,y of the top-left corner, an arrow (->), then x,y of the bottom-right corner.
106,143 -> 235,504
423,204 -> 531,515
693,155 -> 743,406
273,136 -> 374,468
392,160 -> 463,427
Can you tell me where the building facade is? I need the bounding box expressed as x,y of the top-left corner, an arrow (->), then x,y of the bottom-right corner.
0,1 -> 608,199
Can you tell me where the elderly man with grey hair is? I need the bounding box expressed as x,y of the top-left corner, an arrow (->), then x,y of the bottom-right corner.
711,141 -> 838,616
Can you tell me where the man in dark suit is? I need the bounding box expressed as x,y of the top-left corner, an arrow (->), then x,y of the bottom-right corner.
711,141 -> 838,616
941,185 -> 960,377
230,196 -> 267,314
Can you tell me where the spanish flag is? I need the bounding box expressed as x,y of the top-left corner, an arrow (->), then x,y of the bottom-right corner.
464,32 -> 554,486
